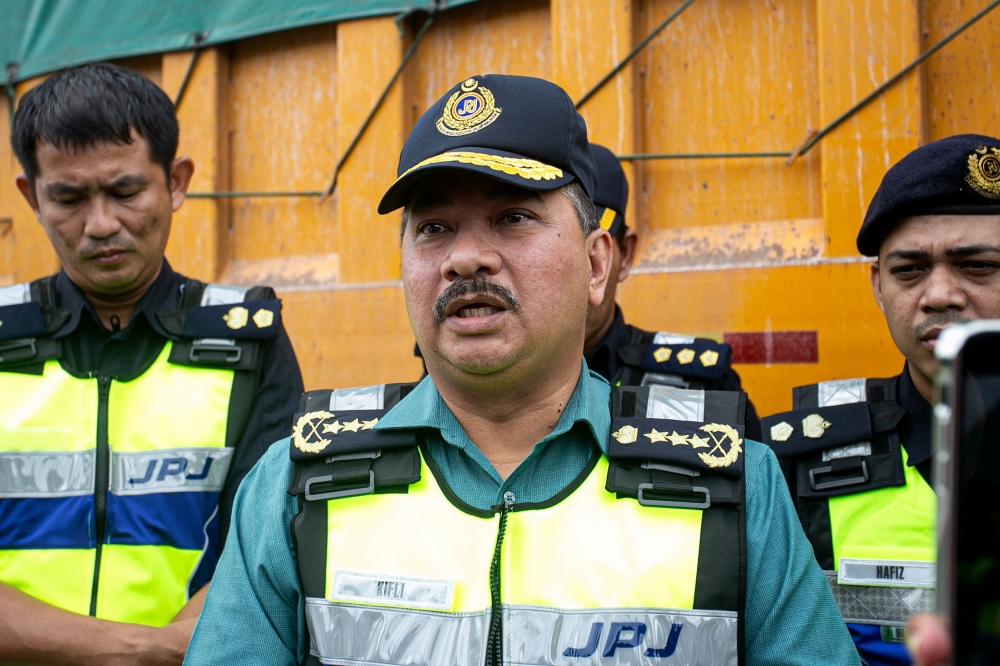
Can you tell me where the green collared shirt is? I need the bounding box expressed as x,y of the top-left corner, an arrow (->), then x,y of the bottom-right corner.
374,359 -> 608,510
185,360 -> 860,666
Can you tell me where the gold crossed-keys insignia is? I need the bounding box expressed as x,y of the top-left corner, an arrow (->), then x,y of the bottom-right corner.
611,423 -> 743,468
292,411 -> 379,453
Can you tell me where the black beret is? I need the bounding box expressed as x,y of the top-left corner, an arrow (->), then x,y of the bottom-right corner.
857,133 -> 1000,256
378,75 -> 597,214
591,144 -> 629,237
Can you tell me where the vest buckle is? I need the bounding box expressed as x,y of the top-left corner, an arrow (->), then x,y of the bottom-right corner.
189,338 -> 242,364
809,459 -> 869,491
637,483 -> 711,509
305,470 -> 375,501
0,337 -> 37,364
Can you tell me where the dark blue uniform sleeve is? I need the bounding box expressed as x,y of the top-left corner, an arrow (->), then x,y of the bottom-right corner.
218,323 -> 303,543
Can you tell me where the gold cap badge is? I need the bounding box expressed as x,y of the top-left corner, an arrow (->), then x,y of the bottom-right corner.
612,425 -> 638,444
770,421 -> 793,442
223,306 -> 249,330
676,348 -> 696,365
652,347 -> 672,363
967,146 -> 1000,199
252,308 -> 274,328
437,79 -> 502,137
802,414 -> 831,439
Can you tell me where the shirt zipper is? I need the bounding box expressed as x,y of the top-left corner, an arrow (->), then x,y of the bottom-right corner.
89,375 -> 111,617
485,491 -> 515,666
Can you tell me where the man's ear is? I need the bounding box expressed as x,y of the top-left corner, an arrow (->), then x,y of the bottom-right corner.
587,228 -> 614,307
15,174 -> 40,215
617,228 -> 639,283
169,156 -> 195,212
870,259 -> 886,314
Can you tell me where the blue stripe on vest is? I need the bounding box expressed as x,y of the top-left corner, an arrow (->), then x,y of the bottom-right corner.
0,496 -> 94,549
105,492 -> 221,551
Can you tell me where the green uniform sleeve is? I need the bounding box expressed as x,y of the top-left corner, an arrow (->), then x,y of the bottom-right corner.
742,440 -> 861,665
183,439 -> 307,666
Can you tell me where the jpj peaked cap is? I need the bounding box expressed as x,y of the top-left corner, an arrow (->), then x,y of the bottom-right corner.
378,74 -> 597,214
857,133 -> 1000,256
591,144 -> 629,237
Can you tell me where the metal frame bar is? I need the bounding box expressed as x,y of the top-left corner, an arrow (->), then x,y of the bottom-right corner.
574,0 -> 696,109
320,10 -> 436,198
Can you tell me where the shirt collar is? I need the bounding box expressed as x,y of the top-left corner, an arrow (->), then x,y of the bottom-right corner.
585,305 -> 629,383
53,259 -> 183,339
376,358 -> 611,454
898,363 -> 932,466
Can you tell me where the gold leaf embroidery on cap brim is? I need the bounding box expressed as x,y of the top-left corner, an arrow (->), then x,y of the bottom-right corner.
400,151 -> 564,183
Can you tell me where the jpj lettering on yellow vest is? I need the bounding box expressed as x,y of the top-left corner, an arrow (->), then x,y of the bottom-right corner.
288,382 -> 751,666
761,378 -> 935,640
0,278 -> 282,625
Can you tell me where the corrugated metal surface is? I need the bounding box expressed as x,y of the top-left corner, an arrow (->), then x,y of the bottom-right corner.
3,0 -> 1000,414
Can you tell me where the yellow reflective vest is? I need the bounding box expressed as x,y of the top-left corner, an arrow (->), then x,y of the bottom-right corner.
0,278 -> 277,626
289,383 -> 749,666
762,377 -> 936,633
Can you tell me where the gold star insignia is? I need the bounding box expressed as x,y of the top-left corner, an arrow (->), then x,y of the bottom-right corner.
322,420 -> 343,435
676,348 -> 696,364
699,349 -> 719,367
341,418 -> 363,433
689,434 -> 710,449
644,428 -> 669,443
652,347 -> 672,363
667,431 -> 691,446
361,418 -> 379,430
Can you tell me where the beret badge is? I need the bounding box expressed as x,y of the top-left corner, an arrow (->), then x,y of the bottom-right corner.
437,78 -> 502,137
966,146 -> 1000,199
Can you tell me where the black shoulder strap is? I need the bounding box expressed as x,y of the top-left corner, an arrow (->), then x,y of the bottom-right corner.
0,275 -> 67,370
605,383 -> 746,639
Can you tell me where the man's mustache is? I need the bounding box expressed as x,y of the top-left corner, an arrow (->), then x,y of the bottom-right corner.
433,276 -> 521,324
913,312 -> 970,341
79,236 -> 137,260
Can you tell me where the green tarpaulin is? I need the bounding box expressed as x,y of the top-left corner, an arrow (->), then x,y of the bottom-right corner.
2,0 -> 479,83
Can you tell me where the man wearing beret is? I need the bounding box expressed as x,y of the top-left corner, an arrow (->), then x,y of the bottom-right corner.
584,144 -> 763,440
761,134 -> 1000,666
184,74 -> 858,666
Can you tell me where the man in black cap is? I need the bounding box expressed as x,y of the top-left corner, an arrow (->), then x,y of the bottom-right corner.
584,144 -> 762,440
761,134 -> 1000,666
184,74 -> 857,666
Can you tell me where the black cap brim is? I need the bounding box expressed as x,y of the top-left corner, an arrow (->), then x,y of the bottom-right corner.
378,147 -> 575,214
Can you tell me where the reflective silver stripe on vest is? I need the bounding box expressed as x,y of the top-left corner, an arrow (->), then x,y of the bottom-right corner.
824,570 -> 935,627
200,284 -> 248,306
0,449 -> 94,497
0,283 -> 31,306
329,385 -> 385,411
305,599 -> 737,666
652,332 -> 695,345
306,598 -> 488,666
505,605 -> 738,666
110,448 -> 233,495
646,386 -> 706,422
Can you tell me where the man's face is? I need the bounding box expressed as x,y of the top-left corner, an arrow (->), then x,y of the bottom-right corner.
15,132 -> 193,295
401,171 -> 612,385
872,214 -> 1000,383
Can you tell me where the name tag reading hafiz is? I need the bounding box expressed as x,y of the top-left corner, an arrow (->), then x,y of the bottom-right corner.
330,569 -> 455,611
837,559 -> 936,589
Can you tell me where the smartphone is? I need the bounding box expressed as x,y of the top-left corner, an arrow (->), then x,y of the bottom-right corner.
934,320 -> 1000,664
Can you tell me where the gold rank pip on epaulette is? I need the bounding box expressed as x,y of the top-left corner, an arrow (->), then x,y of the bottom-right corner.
761,378 -> 907,498
605,384 -> 748,510
288,383 -> 422,502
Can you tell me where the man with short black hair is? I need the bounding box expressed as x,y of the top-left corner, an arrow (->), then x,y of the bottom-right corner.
184,74 -> 857,666
0,63 -> 302,665
583,145 -> 762,440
